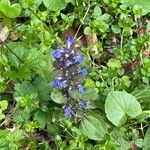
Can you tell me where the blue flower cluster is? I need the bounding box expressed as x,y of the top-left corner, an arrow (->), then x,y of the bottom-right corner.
51,37 -> 88,118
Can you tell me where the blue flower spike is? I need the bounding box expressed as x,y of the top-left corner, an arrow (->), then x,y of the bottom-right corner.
64,106 -> 73,118
78,101 -> 88,109
81,68 -> 88,77
50,80 -> 59,88
78,85 -> 84,94
67,36 -> 74,48
74,55 -> 84,63
64,60 -> 73,67
51,37 -> 88,117
52,49 -> 62,59
59,80 -> 67,88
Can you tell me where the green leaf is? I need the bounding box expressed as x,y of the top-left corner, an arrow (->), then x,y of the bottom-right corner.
13,106 -> 32,124
0,0 -> 21,18
0,109 -> 5,120
82,88 -> 99,101
34,110 -> 51,128
0,130 -> 9,149
132,88 -> 150,103
93,6 -> 102,18
84,26 -> 92,35
7,129 -> 24,143
33,77 -> 51,101
122,0 -> 150,15
0,100 -> 8,111
15,81 -> 36,97
107,58 -> 121,69
143,127 -> 150,150
51,89 -> 66,104
105,91 -> 142,126
111,129 -> 130,150
80,112 -> 108,141
43,0 -> 67,11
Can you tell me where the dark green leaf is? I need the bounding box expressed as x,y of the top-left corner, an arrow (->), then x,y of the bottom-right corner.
51,89 -> 66,104
80,112 -> 108,141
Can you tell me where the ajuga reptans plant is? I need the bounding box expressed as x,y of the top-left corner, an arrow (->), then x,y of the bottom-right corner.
51,37 -> 88,118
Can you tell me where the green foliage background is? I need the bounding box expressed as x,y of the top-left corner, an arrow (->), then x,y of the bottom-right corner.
1,0 -> 150,149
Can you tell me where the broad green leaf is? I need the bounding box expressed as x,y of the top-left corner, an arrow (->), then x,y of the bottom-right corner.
132,88 -> 150,103
143,127 -> 150,150
105,91 -> 142,126
112,129 -> 130,150
51,89 -> 66,104
0,0 -> 21,18
80,112 -> 108,141
122,0 -> 150,15
43,0 -> 67,11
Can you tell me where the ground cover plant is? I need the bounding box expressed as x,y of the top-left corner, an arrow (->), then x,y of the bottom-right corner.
1,0 -> 150,149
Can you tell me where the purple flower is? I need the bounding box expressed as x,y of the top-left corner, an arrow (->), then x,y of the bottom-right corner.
64,106 -> 73,118
81,68 -> 88,76
74,55 -> 84,63
59,80 -> 67,88
52,49 -> 62,58
78,101 -> 88,109
67,36 -> 74,48
64,60 -> 73,67
77,85 -> 84,94
50,79 -> 59,88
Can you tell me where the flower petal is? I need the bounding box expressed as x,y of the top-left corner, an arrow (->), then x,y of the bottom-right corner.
74,55 -> 84,63
64,106 -> 73,118
67,36 -> 74,48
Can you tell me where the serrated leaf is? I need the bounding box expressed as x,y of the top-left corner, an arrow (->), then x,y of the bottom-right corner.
15,81 -> 36,97
7,129 -> 24,142
80,112 -> 108,141
13,108 -> 31,124
33,77 -> 51,101
105,91 -> 142,126
34,110 -> 51,128
0,130 -> 9,149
